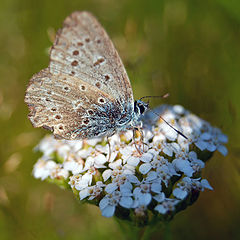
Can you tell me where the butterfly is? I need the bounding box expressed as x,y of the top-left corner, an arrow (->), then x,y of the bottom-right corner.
24,11 -> 149,140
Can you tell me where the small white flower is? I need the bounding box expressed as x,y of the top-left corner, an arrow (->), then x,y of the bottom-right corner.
49,165 -> 69,179
173,187 -> 188,200
86,137 -> 102,146
154,194 -> 179,214
172,159 -> 195,177
84,154 -> 107,171
173,177 -> 213,200
153,192 -> 165,203
79,181 -> 105,200
155,164 -> 178,187
77,147 -> 94,159
33,158 -> 57,180
105,173 -> 133,195
127,156 -> 140,167
190,159 -> 205,172
134,205 -> 147,217
133,184 -> 152,207
63,155 -> 84,175
95,144 -> 109,155
68,174 -> 82,189
173,105 -> 186,115
70,173 -> 92,191
99,190 -> 133,217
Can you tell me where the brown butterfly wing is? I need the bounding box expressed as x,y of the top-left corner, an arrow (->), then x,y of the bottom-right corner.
50,11 -> 134,109
25,68 -> 123,139
25,12 -> 134,139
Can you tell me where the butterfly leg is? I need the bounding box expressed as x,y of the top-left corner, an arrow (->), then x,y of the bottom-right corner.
133,126 -> 149,154
106,136 -> 112,162
133,127 -> 144,155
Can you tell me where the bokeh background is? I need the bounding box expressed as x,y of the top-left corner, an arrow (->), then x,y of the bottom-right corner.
0,0 -> 239,239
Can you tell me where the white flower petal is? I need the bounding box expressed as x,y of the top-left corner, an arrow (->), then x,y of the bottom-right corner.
101,205 -> 116,218
153,134 -> 166,143
173,159 -> 194,177
195,139 -> 207,151
109,151 -> 118,162
173,188 -> 188,199
201,132 -> 212,140
95,144 -> 109,154
99,197 -> 109,210
206,143 -> 217,152
84,156 -> 95,169
78,147 -> 94,158
119,196 -> 133,208
120,181 -> 132,191
138,193 -> 152,206
153,192 -> 165,202
105,183 -> 118,194
109,159 -> 122,169
201,179 -> 213,190
165,128 -> 177,141
173,105 -> 185,114
75,180 -> 89,191
102,169 -> 113,181
79,188 -> 89,200
151,182 -> 162,193
155,204 -> 167,214
127,174 -> 140,184
133,187 -> 141,196
217,145 -> 228,156
140,152 -> 153,163
163,146 -> 173,156
218,134 -> 228,143
82,172 -> 93,184
139,163 -> 152,174
127,156 -> 140,166
86,138 -> 101,146
171,142 -> 181,153
189,151 -> 198,160
146,171 -> 158,181
94,154 -> 107,165
120,146 -> 134,159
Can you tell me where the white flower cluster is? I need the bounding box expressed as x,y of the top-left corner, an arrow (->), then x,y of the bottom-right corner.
32,105 -> 228,221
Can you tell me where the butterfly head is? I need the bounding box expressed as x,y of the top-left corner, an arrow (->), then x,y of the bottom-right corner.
134,100 -> 149,117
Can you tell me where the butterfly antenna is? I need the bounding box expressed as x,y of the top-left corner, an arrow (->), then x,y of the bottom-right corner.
152,110 -> 188,140
140,93 -> 169,101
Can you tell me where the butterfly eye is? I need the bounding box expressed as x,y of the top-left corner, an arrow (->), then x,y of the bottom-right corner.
134,100 -> 148,115
139,104 -> 145,114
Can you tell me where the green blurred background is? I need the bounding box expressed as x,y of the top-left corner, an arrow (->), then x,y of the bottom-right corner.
0,0 -> 239,239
